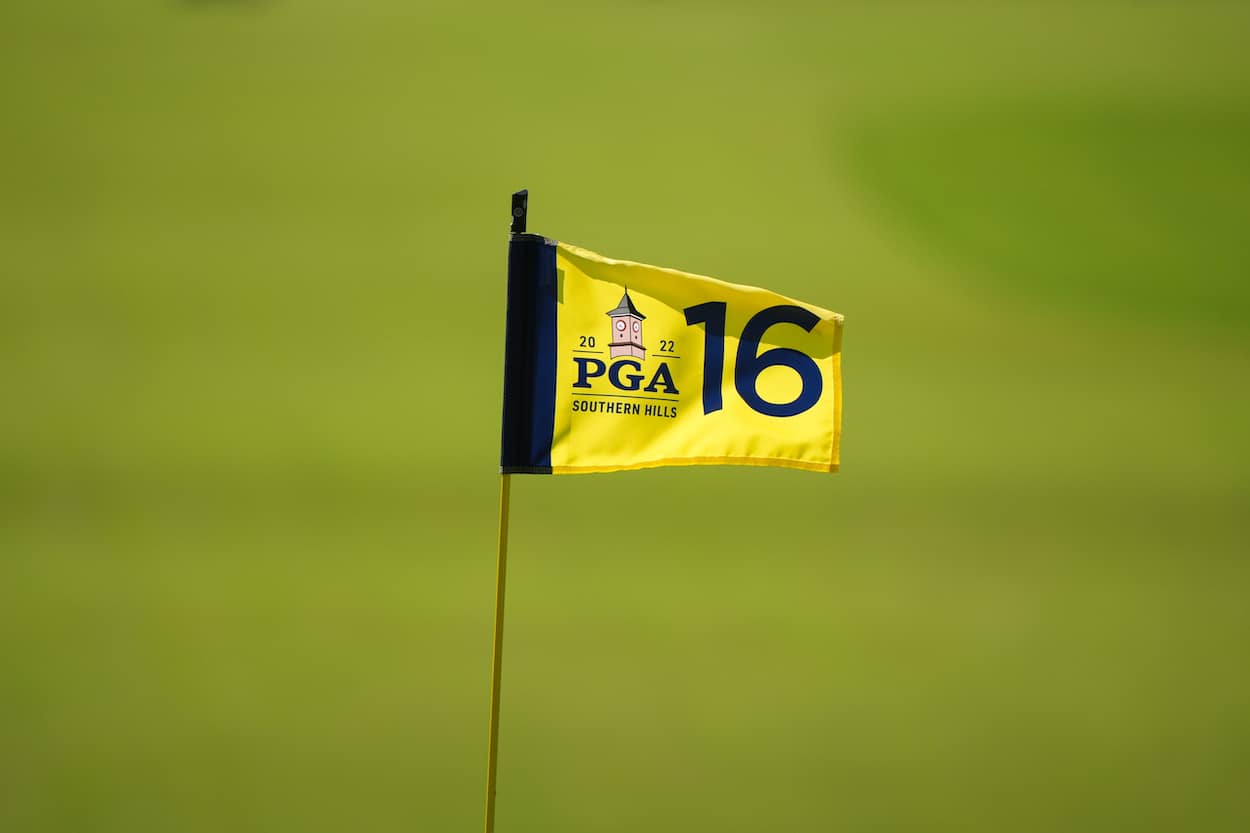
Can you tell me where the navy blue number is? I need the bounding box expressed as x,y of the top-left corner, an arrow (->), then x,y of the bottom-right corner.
684,302 -> 822,417
735,305 -> 823,417
683,301 -> 726,414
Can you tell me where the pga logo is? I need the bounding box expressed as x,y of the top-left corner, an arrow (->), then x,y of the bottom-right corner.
572,356 -> 679,395
572,289 -> 679,395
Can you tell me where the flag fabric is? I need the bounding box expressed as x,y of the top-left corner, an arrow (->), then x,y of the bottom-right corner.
500,233 -> 843,475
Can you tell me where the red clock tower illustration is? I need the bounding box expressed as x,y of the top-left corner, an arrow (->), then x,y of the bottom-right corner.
606,289 -> 646,359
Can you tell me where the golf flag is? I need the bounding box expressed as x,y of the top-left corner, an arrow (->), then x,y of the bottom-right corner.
500,233 -> 843,475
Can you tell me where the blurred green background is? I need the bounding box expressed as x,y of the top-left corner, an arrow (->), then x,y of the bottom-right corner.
3,1 -> 1249,831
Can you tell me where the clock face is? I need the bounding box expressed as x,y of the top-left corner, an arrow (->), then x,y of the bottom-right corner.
632,321 -> 641,334
616,319 -> 626,332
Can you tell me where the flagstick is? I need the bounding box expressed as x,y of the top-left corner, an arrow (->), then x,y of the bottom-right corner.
485,190 -> 527,832
483,472 -> 512,833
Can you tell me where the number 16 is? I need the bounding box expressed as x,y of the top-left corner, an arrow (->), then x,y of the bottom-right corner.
683,302 -> 824,418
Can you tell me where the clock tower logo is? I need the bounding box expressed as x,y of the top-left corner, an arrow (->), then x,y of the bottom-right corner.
569,287 -> 678,419
607,289 -> 646,359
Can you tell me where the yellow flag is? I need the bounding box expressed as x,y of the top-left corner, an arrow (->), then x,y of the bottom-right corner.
501,234 -> 843,475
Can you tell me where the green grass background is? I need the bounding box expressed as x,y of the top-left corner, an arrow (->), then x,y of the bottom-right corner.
3,2 -> 1249,831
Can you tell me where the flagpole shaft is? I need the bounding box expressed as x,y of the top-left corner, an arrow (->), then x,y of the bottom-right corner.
483,472 -> 512,833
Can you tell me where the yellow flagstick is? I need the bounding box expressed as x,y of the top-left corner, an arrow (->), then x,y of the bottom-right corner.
486,190 -> 527,831
483,473 -> 512,833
